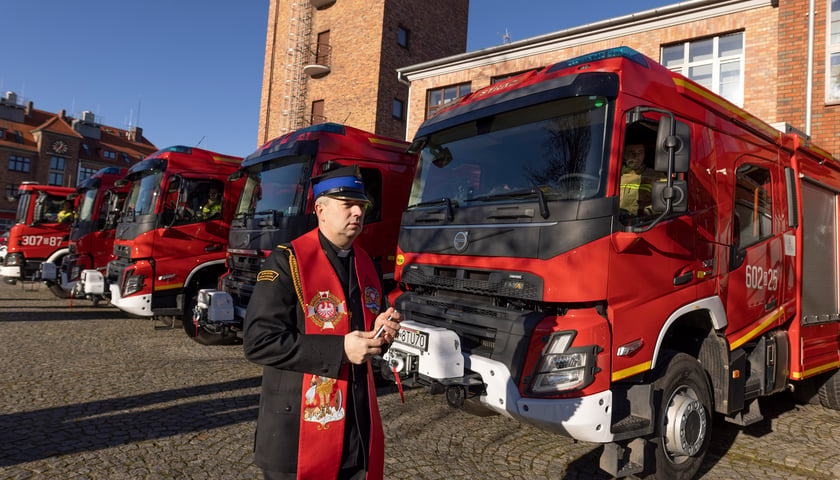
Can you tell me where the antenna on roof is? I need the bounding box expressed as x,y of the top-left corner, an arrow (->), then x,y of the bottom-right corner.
196,135 -> 205,147
136,95 -> 142,127
498,28 -> 511,44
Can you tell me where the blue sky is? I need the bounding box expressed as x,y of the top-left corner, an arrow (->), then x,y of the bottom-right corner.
2,0 -> 674,159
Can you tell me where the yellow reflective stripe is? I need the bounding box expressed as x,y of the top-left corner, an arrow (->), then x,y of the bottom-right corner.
621,183 -> 653,192
154,282 -> 184,291
791,359 -> 840,380
730,307 -> 784,350
612,360 -> 652,381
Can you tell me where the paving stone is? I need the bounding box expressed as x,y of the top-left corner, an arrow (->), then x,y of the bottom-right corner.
1,282 -> 839,479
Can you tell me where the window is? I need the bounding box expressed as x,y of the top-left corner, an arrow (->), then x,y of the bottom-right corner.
49,156 -> 65,186
359,167 -> 383,223
397,25 -> 410,49
662,32 -> 744,106
733,163 -> 773,250
392,99 -> 404,120
103,150 -> 116,160
426,82 -> 471,119
828,0 -> 840,100
9,155 -> 30,173
82,144 -> 91,156
78,166 -> 97,183
311,99 -> 326,125
0,129 -> 4,139
5,184 -> 16,201
14,130 -> 23,143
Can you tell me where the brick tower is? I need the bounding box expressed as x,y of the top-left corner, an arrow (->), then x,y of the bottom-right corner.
258,0 -> 468,144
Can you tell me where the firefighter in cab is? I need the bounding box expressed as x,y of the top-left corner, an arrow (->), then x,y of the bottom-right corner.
57,200 -> 74,223
619,139 -> 664,222
200,187 -> 222,220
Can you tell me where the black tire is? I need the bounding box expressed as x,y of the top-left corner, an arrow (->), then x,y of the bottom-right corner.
649,352 -> 712,479
818,369 -> 840,410
47,281 -> 72,299
182,286 -> 240,346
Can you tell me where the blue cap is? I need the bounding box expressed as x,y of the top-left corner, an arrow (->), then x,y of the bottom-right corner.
312,165 -> 370,203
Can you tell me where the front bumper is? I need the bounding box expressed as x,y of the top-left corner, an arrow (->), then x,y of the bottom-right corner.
109,283 -> 152,316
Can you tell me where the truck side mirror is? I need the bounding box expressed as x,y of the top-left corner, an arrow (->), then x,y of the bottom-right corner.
654,116 -> 690,173
651,180 -> 688,213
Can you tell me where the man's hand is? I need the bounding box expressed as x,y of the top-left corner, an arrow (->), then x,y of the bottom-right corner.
342,308 -> 402,364
372,307 -> 401,343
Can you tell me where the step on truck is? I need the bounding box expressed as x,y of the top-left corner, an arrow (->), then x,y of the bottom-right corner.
46,167 -> 128,305
383,47 -> 840,479
190,123 -> 417,345
0,182 -> 75,297
100,146 -> 244,324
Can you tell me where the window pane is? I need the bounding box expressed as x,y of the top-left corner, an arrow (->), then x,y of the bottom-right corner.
718,33 -> 743,58
689,64 -> 713,89
429,90 -> 442,106
662,44 -> 684,67
830,54 -> 840,100
719,60 -> 743,104
460,84 -> 471,96
833,0 -> 840,45
443,86 -> 458,103
689,38 -> 713,62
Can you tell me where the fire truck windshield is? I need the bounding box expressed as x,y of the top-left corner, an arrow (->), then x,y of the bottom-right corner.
235,158 -> 309,219
124,171 -> 163,219
407,96 -> 611,208
14,192 -> 31,224
77,188 -> 98,223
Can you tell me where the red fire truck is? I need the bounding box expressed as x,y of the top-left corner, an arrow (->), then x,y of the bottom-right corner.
0,182 -> 75,297
190,123 -> 417,345
385,47 -> 840,478
100,146 -> 244,323
46,167 -> 128,304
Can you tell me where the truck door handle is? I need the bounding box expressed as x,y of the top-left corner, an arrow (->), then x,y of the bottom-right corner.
765,297 -> 778,311
205,244 -> 224,252
673,270 -> 693,286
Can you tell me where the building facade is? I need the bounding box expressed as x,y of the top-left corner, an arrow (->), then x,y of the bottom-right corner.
0,91 -> 158,230
257,0 -> 469,144
398,0 -> 840,157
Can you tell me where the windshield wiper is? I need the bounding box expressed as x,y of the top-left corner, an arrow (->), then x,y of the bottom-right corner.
254,209 -> 283,217
409,197 -> 457,221
467,188 -> 549,219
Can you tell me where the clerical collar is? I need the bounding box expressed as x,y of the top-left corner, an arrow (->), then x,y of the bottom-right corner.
337,249 -> 351,258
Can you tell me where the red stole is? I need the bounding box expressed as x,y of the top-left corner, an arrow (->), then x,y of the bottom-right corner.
291,229 -> 385,479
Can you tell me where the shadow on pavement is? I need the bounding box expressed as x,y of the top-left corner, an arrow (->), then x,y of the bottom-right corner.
0,376 -> 262,466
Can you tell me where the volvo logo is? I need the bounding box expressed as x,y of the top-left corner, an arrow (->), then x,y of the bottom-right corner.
453,231 -> 469,252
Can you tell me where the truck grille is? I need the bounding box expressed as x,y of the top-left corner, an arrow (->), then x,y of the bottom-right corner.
224,253 -> 265,308
401,264 -> 543,301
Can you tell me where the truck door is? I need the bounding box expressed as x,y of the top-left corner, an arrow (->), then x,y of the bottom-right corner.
722,157 -> 783,340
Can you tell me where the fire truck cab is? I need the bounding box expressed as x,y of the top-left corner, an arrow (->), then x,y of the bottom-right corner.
0,182 -> 75,297
48,167 -> 128,304
190,123 -> 417,345
103,146 -> 244,323
385,47 -> 840,478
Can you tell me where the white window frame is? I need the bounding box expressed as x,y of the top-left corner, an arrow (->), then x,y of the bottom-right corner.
826,0 -> 840,102
661,32 -> 745,107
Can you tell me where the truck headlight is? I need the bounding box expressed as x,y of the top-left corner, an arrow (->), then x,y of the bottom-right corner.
529,331 -> 599,394
5,252 -> 24,266
123,274 -> 146,296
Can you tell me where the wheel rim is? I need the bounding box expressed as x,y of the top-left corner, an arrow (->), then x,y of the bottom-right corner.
662,384 -> 707,462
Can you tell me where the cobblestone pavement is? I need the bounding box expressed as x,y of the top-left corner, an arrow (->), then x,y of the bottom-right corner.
1,281 -> 839,479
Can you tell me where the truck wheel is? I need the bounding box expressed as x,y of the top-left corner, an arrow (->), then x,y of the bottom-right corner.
818,369 -> 840,410
47,279 -> 73,299
182,286 -> 240,346
650,352 -> 712,479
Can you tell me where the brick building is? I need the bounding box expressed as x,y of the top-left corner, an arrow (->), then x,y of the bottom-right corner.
0,91 -> 158,230
257,0 -> 469,144
397,0 -> 840,157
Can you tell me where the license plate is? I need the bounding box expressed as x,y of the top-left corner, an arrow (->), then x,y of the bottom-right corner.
394,326 -> 429,351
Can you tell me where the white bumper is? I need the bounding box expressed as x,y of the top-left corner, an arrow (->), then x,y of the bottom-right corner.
388,321 -> 616,444
109,283 -> 152,316
0,265 -> 21,278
